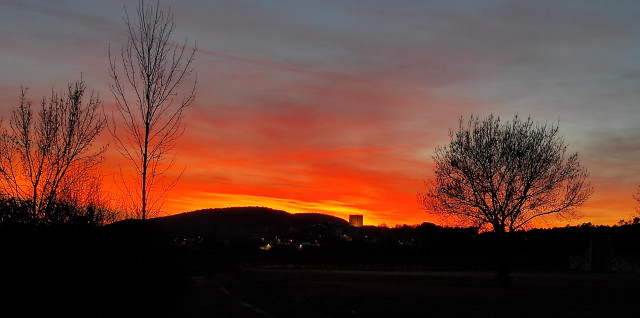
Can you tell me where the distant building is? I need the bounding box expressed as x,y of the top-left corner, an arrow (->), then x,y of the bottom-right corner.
349,214 -> 363,227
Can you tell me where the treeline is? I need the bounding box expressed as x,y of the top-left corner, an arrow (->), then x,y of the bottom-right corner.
157,213 -> 640,273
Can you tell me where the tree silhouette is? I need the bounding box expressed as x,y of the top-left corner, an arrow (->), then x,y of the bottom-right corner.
420,114 -> 592,284
109,0 -> 196,220
0,80 -> 107,224
633,186 -> 640,216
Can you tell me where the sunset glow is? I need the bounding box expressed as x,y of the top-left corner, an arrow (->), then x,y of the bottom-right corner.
2,1 -> 640,226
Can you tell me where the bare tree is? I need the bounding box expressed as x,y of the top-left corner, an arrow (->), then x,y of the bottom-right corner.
0,80 -> 107,224
419,114 -> 592,283
109,0 -> 196,220
633,186 -> 640,216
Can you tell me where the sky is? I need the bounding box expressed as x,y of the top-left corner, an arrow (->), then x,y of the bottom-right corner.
1,0 -> 639,226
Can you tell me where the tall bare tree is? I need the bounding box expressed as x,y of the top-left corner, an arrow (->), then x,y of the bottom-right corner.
420,114 -> 592,283
0,80 -> 107,224
109,0 -> 196,220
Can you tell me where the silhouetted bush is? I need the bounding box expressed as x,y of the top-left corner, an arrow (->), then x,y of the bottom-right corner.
0,196 -> 33,225
0,195 -> 118,227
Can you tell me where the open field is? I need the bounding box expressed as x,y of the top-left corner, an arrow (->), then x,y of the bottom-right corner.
192,268 -> 640,318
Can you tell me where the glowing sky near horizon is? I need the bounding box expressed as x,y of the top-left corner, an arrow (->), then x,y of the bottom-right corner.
1,0 -> 639,226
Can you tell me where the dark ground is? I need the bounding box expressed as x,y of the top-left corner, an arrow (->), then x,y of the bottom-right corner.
2,221 -> 640,317
6,265 -> 638,317
185,268 -> 640,318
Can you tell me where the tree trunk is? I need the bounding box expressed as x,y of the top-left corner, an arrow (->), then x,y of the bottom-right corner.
141,91 -> 151,220
494,226 -> 511,286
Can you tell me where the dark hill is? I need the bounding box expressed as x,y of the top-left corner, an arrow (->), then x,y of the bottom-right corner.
291,212 -> 350,227
148,207 -> 349,238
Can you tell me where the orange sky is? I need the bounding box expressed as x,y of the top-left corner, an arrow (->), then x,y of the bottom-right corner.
156,126 -> 638,227
2,1 -> 640,227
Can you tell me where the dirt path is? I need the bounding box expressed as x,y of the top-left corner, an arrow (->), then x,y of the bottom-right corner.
178,274 -> 274,317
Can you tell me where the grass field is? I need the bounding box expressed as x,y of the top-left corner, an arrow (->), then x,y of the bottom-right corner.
186,268 -> 640,318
